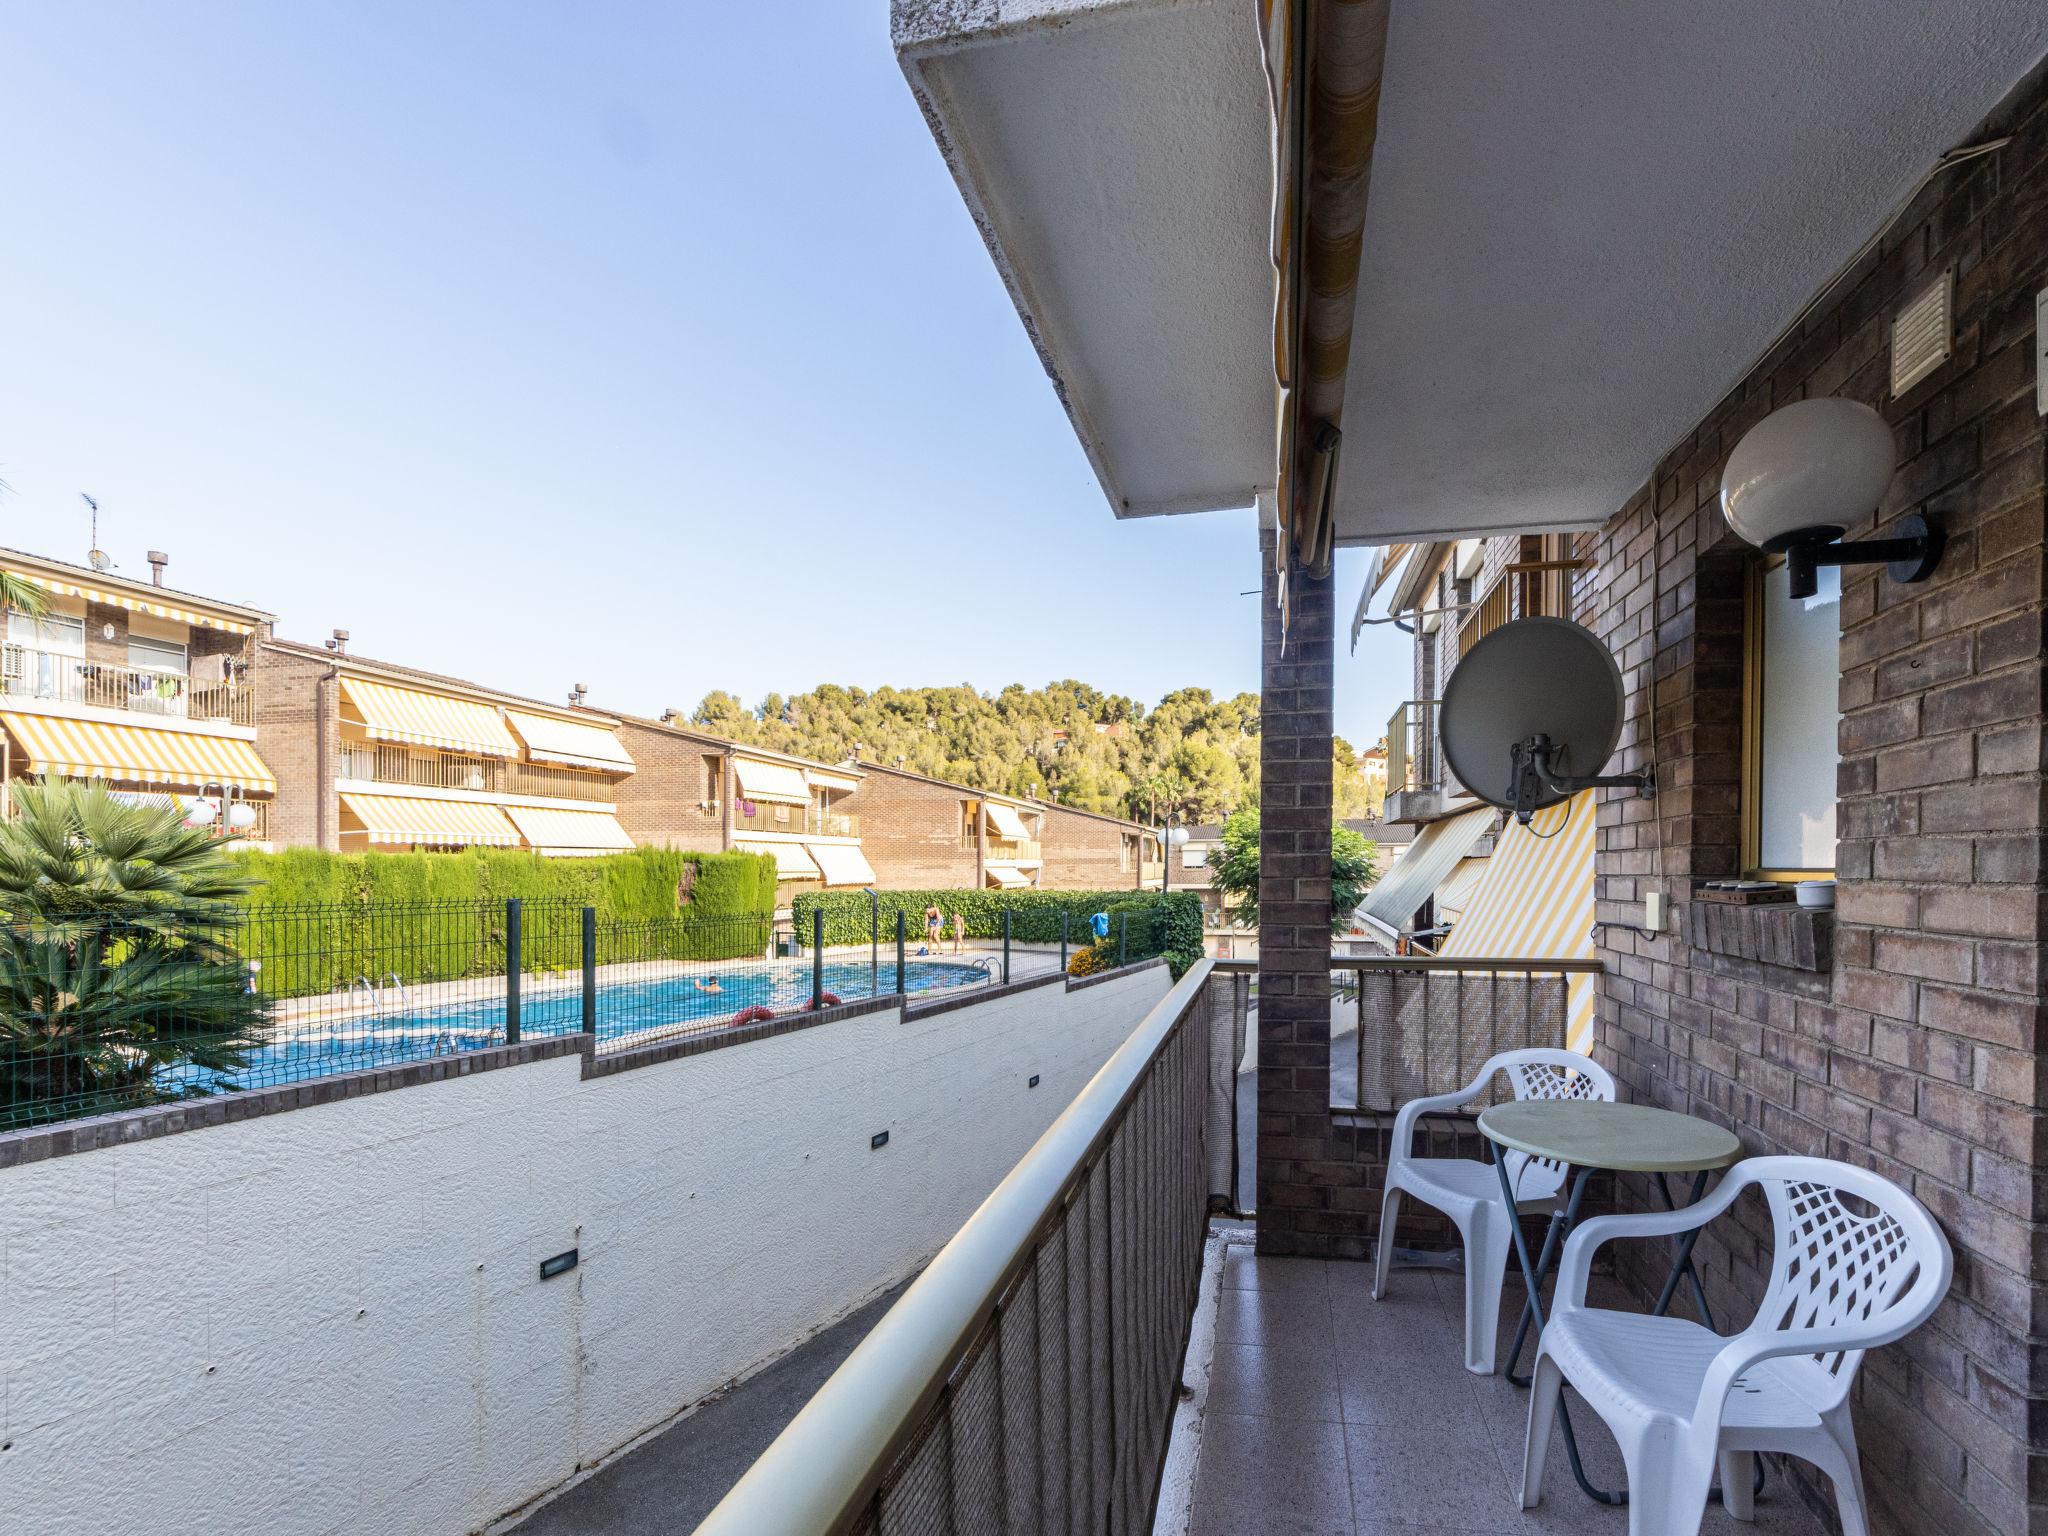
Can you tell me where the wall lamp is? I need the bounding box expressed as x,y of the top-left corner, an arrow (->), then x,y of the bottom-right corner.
1719,397 -> 1944,600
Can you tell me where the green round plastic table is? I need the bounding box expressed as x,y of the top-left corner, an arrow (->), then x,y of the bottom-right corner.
1477,1099 -> 1744,1508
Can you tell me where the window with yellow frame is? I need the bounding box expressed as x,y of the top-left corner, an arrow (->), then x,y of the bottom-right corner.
1741,553 -> 1842,880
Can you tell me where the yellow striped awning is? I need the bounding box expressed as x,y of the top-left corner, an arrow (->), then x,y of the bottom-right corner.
4,570 -> 256,635
339,792 -> 520,847
0,713 -> 277,793
340,677 -> 520,758
504,710 -> 635,774
502,804 -> 635,855
986,864 -> 1032,889
1438,790 -> 1598,1053
983,801 -> 1033,840
732,758 -> 813,806
735,839 -> 821,881
808,841 -> 877,887
1359,807 -> 1492,935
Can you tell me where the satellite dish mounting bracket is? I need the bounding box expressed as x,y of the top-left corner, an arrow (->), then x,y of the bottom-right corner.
1508,734 -> 1657,825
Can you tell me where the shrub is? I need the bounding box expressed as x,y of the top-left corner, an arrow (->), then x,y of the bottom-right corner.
1066,942 -> 1112,978
791,888 -> 1204,978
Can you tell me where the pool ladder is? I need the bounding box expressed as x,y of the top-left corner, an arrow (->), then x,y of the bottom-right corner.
348,972 -> 414,1018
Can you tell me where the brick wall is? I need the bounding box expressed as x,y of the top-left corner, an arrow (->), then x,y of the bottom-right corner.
609,719 -> 727,853
251,642 -> 335,850
843,766 -> 979,888
1581,64 -> 2048,1536
1036,801 -> 1140,890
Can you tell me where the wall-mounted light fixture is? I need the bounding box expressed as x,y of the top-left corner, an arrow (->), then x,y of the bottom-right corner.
1719,397 -> 1943,600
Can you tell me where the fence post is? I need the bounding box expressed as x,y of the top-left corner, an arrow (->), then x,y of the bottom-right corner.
895,911 -> 906,996
1118,912 -> 1128,968
581,906 -> 597,1036
812,908 -> 825,1010
1060,909 -> 1069,972
505,897 -> 522,1044
869,888 -> 880,997
1002,908 -> 1012,985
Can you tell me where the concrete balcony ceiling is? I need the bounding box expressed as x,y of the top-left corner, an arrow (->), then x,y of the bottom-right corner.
895,0 -> 2048,542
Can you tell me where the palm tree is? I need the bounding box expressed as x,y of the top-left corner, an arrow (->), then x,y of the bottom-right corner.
0,569 -> 45,621
0,779 -> 269,1126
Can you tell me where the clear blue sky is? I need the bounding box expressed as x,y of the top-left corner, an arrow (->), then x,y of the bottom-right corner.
0,2 -> 1408,746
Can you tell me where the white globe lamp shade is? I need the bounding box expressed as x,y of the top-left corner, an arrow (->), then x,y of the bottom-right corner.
1719,397 -> 1896,550
226,801 -> 259,831
1166,825 -> 1191,847
182,795 -> 220,827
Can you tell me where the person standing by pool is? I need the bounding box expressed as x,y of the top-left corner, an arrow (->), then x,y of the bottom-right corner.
949,910 -> 965,954
924,902 -> 943,950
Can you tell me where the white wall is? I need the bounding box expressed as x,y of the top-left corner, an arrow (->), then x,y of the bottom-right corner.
0,967 -> 1171,1536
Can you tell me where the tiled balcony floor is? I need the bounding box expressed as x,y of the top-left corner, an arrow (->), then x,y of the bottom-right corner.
1187,1246 -> 1821,1536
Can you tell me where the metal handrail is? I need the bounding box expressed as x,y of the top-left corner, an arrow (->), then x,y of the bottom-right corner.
691,958 -> 1215,1536
1212,955 -> 1603,974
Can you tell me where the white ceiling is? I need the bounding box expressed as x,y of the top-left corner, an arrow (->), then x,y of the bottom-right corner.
895,0 -> 1277,518
1334,1 -> 2048,544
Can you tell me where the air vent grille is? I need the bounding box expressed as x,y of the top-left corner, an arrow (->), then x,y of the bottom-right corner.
1891,268 -> 1953,397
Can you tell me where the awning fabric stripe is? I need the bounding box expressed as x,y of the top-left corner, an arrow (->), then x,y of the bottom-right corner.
1432,856 -> 1490,923
736,839 -> 821,880
1438,791 -> 1598,1052
339,792 -> 520,846
986,864 -> 1031,889
808,841 -> 877,887
1358,806 -> 1491,932
504,710 -> 635,774
733,759 -> 813,805
502,804 -> 635,854
983,802 -> 1032,840
5,569 -> 255,635
340,677 -> 521,758
0,712 -> 277,793
804,768 -> 861,793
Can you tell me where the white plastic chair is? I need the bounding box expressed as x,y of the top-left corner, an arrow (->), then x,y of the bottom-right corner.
1371,1047 -> 1616,1374
1520,1155 -> 1952,1536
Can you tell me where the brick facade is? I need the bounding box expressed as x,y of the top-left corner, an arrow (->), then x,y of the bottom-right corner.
608,717 -> 729,853
1253,60 -> 2048,1536
1579,65 -> 2048,1536
251,641 -> 337,850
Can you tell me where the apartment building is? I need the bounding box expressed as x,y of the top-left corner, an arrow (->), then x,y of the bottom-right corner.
254,639 -> 637,856
840,759 -> 1153,891
610,714 -> 875,897
0,546 -> 279,838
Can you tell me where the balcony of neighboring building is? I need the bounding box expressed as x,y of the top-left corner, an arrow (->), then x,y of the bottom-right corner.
340,741 -> 617,804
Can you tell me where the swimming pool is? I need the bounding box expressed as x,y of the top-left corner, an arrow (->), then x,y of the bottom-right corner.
166,957 -> 992,1093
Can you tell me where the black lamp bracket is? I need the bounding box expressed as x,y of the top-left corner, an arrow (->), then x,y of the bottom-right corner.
1780,512 -> 1944,601
1508,736 -> 1657,825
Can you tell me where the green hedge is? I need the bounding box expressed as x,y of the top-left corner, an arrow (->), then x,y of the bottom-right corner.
225,846 -> 778,998
789,888 -> 1204,978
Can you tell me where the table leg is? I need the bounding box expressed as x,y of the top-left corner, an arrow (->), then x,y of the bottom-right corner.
1491,1153 -> 1623,1505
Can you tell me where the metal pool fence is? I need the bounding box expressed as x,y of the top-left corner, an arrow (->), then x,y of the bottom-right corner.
790,903 -> 1168,980
0,898 -> 999,1133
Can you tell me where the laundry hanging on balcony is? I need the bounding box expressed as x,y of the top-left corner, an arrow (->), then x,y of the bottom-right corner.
0,712 -> 276,794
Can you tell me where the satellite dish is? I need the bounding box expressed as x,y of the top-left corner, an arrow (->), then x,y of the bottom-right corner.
1439,616 -> 1655,824
88,550 -> 112,572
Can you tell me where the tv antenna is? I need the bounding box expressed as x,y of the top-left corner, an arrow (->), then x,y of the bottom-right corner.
1439,617 -> 1655,825
80,493 -> 111,571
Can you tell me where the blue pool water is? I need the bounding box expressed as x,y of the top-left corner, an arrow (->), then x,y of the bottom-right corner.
168,958 -> 992,1091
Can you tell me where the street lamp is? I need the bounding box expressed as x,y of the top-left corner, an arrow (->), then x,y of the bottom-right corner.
1161,817 -> 1190,893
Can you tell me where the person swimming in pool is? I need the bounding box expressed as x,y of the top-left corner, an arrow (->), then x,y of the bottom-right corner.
693,976 -> 723,994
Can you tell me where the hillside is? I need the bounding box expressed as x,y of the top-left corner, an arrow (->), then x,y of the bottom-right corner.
689,682 -> 1376,823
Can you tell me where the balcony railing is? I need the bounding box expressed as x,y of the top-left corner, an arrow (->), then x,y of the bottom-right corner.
986,836 -> 1041,862
1454,558 -> 1586,659
2,644 -> 254,726
1325,954 -> 1601,1111
694,961 -> 1230,1536
1385,698 -> 1441,795
338,746 -> 615,803
734,800 -> 860,837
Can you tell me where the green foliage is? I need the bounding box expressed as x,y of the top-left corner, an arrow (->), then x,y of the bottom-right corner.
222,845 -> 779,998
0,779 -> 271,1126
789,887 -> 1204,978
1211,809 -> 1378,935
689,680 -> 1297,824
1066,942 -> 1112,978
